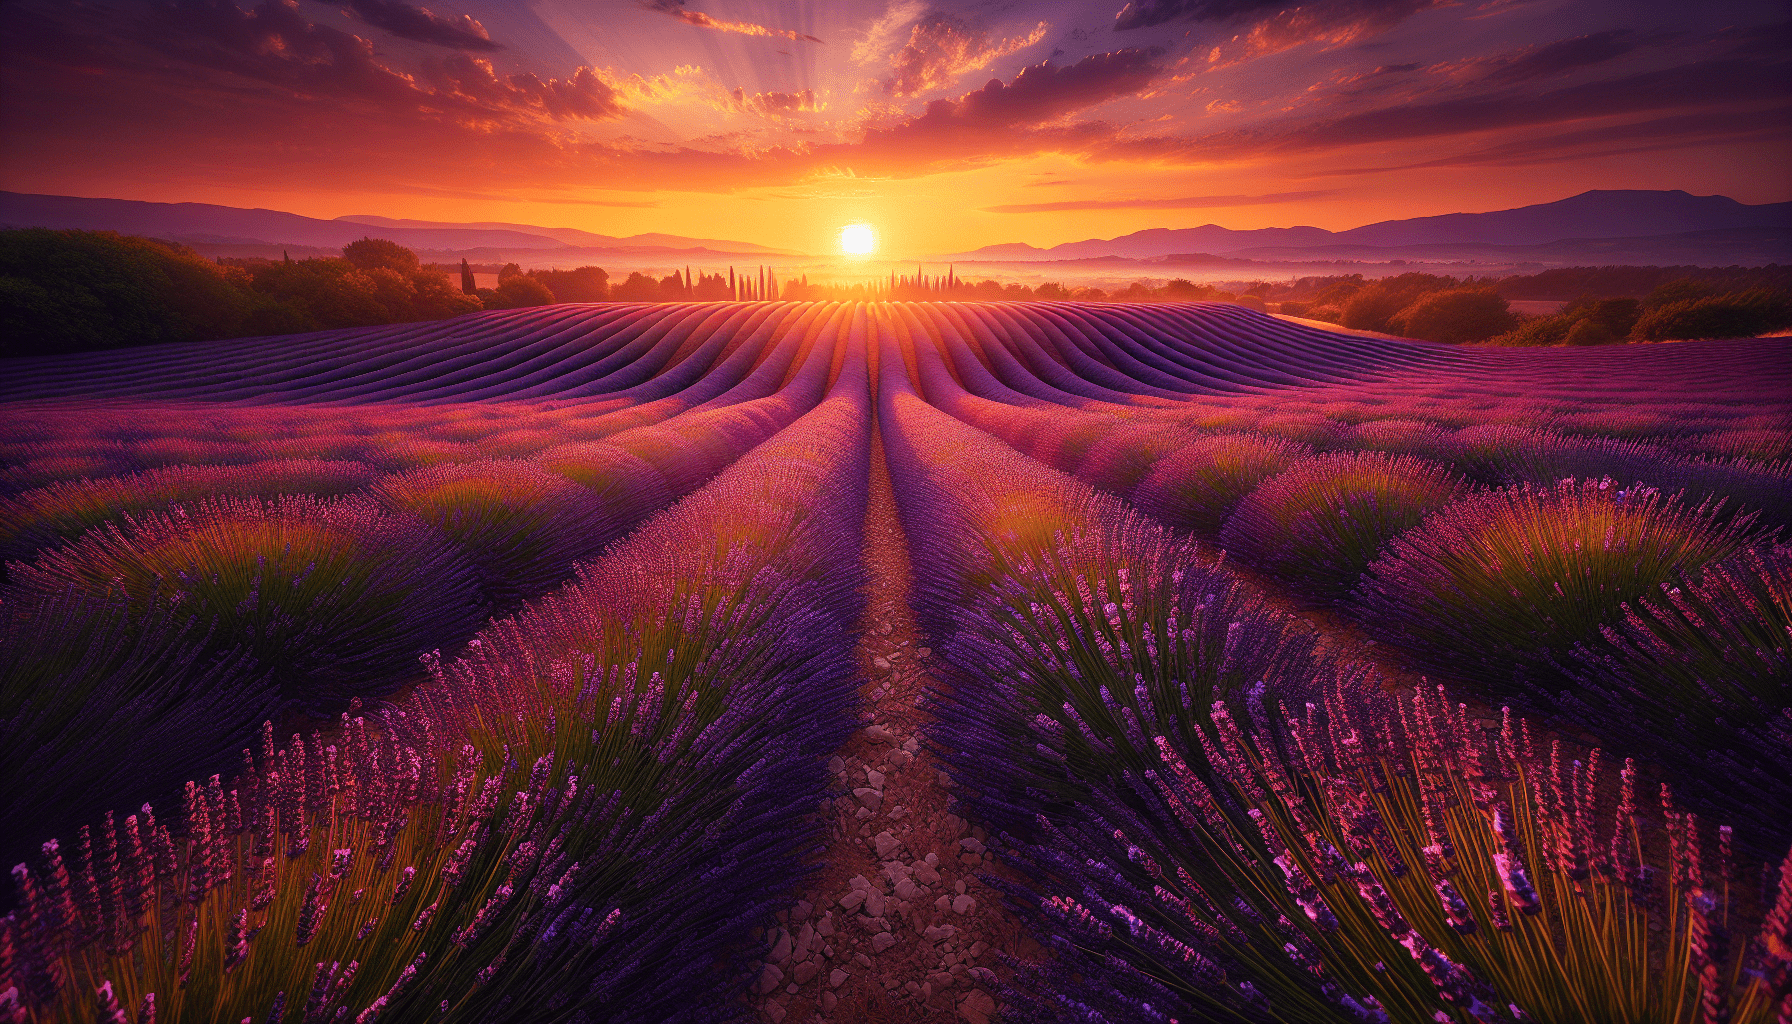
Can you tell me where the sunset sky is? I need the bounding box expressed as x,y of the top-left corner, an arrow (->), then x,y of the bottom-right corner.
2,0 -> 1787,255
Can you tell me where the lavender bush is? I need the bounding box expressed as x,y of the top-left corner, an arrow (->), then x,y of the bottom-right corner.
5,494 -> 487,707
1554,545 -> 1791,854
1131,433 -> 1312,537
1220,452 -> 1470,602
0,459 -> 379,572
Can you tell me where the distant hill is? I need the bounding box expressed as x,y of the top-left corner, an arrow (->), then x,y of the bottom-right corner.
335,215 -> 791,254
944,190 -> 1792,262
0,192 -> 785,258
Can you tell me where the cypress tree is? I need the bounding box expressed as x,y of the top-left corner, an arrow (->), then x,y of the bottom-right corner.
460,258 -> 475,295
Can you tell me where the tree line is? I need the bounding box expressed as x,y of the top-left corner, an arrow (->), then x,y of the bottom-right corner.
4,229 -> 1788,358
1275,270 -> 1792,345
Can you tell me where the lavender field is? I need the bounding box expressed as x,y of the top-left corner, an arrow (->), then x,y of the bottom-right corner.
2,300 -> 1789,1024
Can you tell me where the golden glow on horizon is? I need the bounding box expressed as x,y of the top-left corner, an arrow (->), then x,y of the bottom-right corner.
839,223 -> 876,256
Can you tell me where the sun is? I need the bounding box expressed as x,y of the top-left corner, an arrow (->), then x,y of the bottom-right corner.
840,223 -> 876,255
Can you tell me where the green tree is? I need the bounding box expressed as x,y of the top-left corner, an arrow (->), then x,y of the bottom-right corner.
1341,273 -> 1459,333
412,271 -> 483,319
528,266 -> 609,302
1,229 -> 255,358
486,275 -> 555,310
1633,289 -> 1792,340
1643,277 -> 1716,309
341,237 -> 421,274
1386,288 -> 1518,343
244,258 -> 390,330
1581,297 -> 1642,337
1162,278 -> 1212,300
610,272 -> 661,301
1563,317 -> 1615,345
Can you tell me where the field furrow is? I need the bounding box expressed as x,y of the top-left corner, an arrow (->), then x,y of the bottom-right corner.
3,300 -> 1788,1024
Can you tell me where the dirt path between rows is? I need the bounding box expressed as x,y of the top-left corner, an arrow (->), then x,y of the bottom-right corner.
743,432 -> 1043,1024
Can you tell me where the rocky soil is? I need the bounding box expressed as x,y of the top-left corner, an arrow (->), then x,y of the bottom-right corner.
743,437 -> 1043,1024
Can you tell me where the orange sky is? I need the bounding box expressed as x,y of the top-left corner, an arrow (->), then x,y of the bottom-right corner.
2,0 -> 1787,256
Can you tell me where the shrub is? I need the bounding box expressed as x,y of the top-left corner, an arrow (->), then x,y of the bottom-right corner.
1340,273 -> 1459,333
1220,452 -> 1471,602
1632,289 -> 1792,341
487,275 -> 556,310
1581,296 -> 1642,336
1131,433 -> 1310,536
1349,418 -> 1461,463
1074,425 -> 1197,499
1558,546 -> 1792,855
370,460 -> 612,612
341,237 -> 421,274
1386,288 -> 1519,343
0,459 -> 378,568
0,590 -> 272,872
2,351 -> 873,1024
6,494 -> 486,707
528,265 -> 609,302
1564,316 -> 1615,345
0,229 -> 255,358
1644,277 -> 1717,308
1353,477 -> 1769,689
987,680 -> 1791,1024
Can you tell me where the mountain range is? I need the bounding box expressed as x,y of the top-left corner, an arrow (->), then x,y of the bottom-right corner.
2,188 -> 1786,269
941,191 -> 1791,262
0,192 -> 789,257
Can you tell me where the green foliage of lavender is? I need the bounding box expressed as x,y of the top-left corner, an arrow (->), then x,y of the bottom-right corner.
0,459 -> 379,571
1554,545 -> 1792,854
369,460 -> 615,614
888,392 -> 1791,1022
1220,452 -> 1470,603
1131,433 -> 1311,537
5,494 -> 488,706
1353,477 -> 1770,690
979,679 -> 1790,1023
0,591 -> 272,872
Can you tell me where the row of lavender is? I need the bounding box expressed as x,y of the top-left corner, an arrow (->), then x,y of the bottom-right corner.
1,323 -> 874,1022
878,337 -> 1792,1023
3,300 -> 1787,1021
0,303 -> 850,880
889,306 -> 1791,855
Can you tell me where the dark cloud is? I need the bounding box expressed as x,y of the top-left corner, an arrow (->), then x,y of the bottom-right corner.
1,1 -> 1782,203
1481,30 -> 1638,85
982,190 -> 1338,213
421,54 -> 626,120
641,0 -> 822,44
1114,0 -> 1271,31
311,0 -> 500,50
1113,0 -> 1444,60
1114,52 -> 1792,162
147,0 -> 427,105
116,1 -> 625,121
884,11 -> 1047,97
896,49 -> 1162,132
1318,107 -> 1792,174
